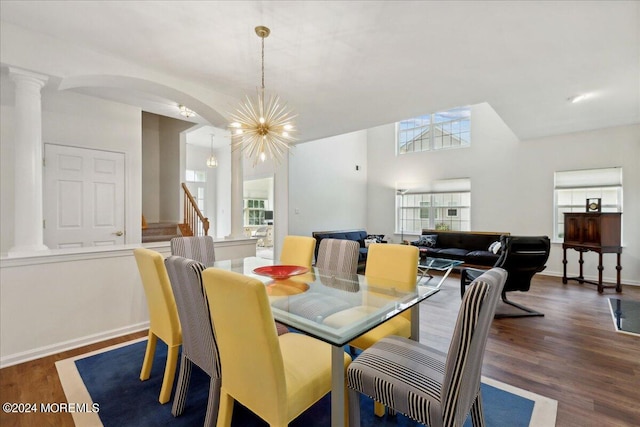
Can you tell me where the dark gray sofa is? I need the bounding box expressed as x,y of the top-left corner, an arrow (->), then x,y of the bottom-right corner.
311,229 -> 384,268
411,230 -> 510,267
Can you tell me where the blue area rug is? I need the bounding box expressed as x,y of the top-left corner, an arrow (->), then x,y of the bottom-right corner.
57,339 -> 556,426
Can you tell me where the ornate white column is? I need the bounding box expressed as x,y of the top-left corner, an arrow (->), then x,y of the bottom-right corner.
228,134 -> 244,239
8,67 -> 49,255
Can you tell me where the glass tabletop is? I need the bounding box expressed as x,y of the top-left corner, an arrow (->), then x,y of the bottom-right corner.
213,257 -> 439,347
418,257 -> 464,270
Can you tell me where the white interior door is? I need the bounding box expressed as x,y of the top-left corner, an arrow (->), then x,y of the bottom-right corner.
44,144 -> 125,249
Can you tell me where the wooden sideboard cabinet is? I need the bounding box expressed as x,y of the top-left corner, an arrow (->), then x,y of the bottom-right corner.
562,212 -> 622,293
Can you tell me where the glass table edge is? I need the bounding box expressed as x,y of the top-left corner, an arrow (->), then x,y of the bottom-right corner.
418,258 -> 464,270
271,286 -> 440,347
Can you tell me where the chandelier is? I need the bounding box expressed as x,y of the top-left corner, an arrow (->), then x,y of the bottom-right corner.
229,26 -> 296,166
206,134 -> 218,168
179,105 -> 195,118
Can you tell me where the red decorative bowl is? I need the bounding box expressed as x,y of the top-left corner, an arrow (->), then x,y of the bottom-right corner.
253,265 -> 309,280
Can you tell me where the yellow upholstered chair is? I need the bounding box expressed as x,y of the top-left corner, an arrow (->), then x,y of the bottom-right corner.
133,248 -> 182,404
349,243 -> 419,350
279,235 -> 316,268
202,268 -> 352,427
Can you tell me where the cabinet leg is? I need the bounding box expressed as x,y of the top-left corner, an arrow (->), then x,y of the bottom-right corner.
597,253 -> 604,293
616,253 -> 622,293
562,248 -> 568,284
578,251 -> 584,284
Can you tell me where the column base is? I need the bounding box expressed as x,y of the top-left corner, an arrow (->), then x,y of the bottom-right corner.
8,244 -> 50,257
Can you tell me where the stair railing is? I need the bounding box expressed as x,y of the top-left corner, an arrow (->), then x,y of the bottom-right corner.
181,183 -> 210,236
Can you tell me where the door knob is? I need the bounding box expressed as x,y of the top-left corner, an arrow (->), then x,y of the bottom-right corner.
113,231 -> 124,236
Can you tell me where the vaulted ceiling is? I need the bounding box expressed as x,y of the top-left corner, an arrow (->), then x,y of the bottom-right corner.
1,1 -> 638,146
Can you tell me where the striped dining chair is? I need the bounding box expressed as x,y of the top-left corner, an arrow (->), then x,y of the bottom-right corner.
315,238 -> 360,274
164,256 -> 220,427
347,268 -> 507,427
323,243 -> 419,416
171,236 -> 216,267
165,255 -> 289,426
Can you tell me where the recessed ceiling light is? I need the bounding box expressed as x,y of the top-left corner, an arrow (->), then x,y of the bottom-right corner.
568,94 -> 589,103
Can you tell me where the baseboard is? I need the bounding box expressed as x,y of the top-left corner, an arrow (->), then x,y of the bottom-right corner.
0,322 -> 149,369
540,271 -> 639,287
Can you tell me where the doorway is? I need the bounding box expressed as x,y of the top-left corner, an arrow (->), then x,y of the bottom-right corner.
243,176 -> 275,259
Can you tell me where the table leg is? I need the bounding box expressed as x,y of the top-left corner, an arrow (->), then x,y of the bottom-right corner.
436,266 -> 455,289
417,267 -> 433,282
331,345 -> 346,427
411,304 -> 420,341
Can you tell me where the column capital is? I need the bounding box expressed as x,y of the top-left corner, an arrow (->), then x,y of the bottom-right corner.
8,67 -> 49,88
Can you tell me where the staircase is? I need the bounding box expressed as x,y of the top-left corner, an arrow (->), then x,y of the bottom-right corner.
142,222 -> 181,243
180,182 -> 210,237
140,184 -> 209,243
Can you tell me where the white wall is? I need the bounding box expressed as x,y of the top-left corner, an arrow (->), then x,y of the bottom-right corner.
0,237 -> 257,367
0,248 -> 151,367
365,104 -> 640,284
184,141 -> 220,236
141,112 -> 195,224
522,124 -> 639,283
159,117 -> 193,223
288,130 -> 369,237
287,103 -> 639,285
142,113 -> 161,223
366,103 -> 522,239
215,145 -> 232,238
0,89 -> 16,253
1,77 -> 143,254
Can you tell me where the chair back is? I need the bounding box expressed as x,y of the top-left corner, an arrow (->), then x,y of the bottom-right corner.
365,243 -> 418,291
365,243 -> 419,322
171,236 -> 216,267
315,238 -> 360,274
280,235 -> 316,268
164,256 -> 220,379
442,267 -> 507,427
133,248 -> 181,344
202,268 -> 287,419
495,235 -> 550,292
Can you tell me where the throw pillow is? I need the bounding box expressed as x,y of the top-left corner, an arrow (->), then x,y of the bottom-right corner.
364,238 -> 377,248
489,241 -> 502,254
419,234 -> 438,248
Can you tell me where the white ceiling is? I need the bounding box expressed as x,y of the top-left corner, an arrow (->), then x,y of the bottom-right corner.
1,1 -> 638,147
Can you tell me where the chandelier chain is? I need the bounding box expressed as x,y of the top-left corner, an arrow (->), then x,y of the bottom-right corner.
261,35 -> 265,90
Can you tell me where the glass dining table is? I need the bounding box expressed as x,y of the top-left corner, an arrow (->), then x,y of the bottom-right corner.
213,257 -> 440,427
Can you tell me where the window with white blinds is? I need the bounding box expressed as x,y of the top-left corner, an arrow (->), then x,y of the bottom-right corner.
397,178 -> 471,234
554,167 -> 623,241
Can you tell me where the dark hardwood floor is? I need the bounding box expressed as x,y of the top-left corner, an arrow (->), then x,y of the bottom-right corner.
1,273 -> 639,426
